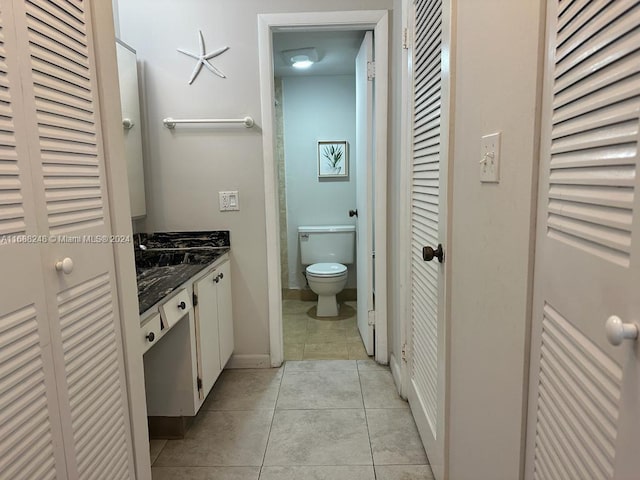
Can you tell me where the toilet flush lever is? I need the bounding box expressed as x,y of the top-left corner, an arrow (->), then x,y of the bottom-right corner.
349,209 -> 358,218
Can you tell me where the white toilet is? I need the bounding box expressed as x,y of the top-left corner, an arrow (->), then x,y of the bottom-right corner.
298,225 -> 355,317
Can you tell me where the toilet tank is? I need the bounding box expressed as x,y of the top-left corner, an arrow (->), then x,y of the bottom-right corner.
298,225 -> 355,265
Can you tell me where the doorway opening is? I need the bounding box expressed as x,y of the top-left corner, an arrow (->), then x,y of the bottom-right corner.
273,30 -> 367,361
257,11 -> 389,366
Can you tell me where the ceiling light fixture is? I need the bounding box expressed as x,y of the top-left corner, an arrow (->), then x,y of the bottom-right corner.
282,47 -> 318,70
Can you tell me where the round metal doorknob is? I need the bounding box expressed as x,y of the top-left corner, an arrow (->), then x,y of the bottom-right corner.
605,315 -> 638,346
55,257 -> 74,274
122,118 -> 135,130
146,332 -> 155,342
349,209 -> 358,217
178,301 -> 186,310
422,244 -> 444,263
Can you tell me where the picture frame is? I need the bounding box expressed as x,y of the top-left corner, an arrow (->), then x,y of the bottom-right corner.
318,141 -> 349,178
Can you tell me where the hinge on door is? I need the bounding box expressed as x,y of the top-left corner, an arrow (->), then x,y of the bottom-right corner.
192,292 -> 198,307
401,342 -> 408,362
196,376 -> 203,391
367,61 -> 375,80
368,310 -> 375,326
402,27 -> 409,49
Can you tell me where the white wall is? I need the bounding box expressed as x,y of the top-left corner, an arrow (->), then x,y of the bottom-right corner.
116,0 -> 394,360
446,1 -> 544,479
282,75 -> 357,289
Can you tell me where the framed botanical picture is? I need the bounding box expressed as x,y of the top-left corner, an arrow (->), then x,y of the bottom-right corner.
318,141 -> 348,178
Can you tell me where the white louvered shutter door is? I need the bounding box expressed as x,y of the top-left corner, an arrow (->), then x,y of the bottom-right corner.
0,1 -> 68,478
407,0 -> 449,478
10,1 -> 135,478
526,1 -> 640,479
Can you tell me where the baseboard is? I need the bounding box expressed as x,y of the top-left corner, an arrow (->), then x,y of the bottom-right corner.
225,354 -> 271,369
389,352 -> 406,399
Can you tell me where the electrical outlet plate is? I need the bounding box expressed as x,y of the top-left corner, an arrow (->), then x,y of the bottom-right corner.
480,132 -> 501,183
219,191 -> 239,211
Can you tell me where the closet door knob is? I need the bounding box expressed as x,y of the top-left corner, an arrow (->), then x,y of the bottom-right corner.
55,257 -> 74,274
422,244 -> 444,263
605,315 -> 638,346
146,332 -> 155,342
178,301 -> 186,310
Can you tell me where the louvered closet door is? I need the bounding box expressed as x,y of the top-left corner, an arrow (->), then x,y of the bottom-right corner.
10,1 -> 135,478
0,2 -> 68,477
525,2 -> 640,479
407,0 -> 449,478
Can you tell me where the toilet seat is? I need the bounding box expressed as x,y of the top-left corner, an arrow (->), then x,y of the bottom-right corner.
306,263 -> 347,277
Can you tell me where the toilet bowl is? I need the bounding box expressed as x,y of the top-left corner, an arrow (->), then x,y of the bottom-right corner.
305,263 -> 348,317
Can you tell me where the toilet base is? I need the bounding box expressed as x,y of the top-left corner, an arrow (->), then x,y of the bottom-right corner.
316,294 -> 339,317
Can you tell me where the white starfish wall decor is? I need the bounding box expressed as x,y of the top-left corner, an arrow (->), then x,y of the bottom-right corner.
177,30 -> 229,85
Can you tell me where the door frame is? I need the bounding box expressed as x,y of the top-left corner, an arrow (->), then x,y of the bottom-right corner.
397,0 -> 456,477
257,10 -> 389,367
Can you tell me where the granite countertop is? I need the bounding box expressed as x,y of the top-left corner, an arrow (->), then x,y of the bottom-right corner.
135,231 -> 230,315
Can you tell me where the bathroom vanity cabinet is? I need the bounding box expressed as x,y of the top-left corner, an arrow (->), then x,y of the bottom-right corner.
140,254 -> 233,417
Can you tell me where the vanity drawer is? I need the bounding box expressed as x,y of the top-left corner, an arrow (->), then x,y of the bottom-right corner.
141,312 -> 161,353
159,288 -> 192,329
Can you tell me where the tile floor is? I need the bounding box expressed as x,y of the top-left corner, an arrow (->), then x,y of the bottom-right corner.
282,299 -> 369,360
150,359 -> 434,480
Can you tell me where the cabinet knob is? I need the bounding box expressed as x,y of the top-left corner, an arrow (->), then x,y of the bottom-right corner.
146,332 -> 155,342
55,257 -> 74,274
178,301 -> 186,310
214,274 -> 220,283
219,273 -> 224,280
349,209 -> 358,217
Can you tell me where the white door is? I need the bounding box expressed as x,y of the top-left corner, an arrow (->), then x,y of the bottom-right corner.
9,0 -> 136,477
525,2 -> 640,479
0,2 -> 68,476
194,269 -> 221,400
355,31 -> 374,355
406,1 -> 450,479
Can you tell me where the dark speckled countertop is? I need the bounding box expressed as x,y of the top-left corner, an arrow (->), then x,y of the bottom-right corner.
135,231 -> 230,315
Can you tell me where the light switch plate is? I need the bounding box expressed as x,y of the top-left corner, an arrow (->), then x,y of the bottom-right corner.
480,132 -> 501,183
219,191 -> 240,211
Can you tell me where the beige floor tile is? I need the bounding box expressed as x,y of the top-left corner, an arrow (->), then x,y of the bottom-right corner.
357,359 -> 388,372
202,369 -> 283,411
366,409 -> 428,465
283,343 -> 304,361
306,328 -> 347,344
307,318 -> 346,332
149,439 -> 167,466
282,300 -> 314,314
374,465 -> 434,480
347,341 -> 370,360
345,325 -> 362,342
283,324 -> 307,345
151,466 -> 260,479
284,360 -> 357,372
282,313 -> 308,327
154,410 -> 273,467
260,466 -> 374,480
359,371 -> 408,408
264,409 -> 373,466
277,370 -> 363,409
303,343 -> 349,360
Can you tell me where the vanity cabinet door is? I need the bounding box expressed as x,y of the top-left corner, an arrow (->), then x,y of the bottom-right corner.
216,260 -> 234,368
194,270 -> 221,400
